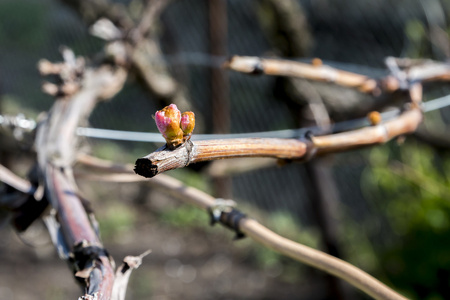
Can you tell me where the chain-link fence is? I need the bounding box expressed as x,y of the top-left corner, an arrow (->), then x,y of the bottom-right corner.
2,0 -> 450,299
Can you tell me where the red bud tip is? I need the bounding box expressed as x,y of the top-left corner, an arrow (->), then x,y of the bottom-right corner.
155,104 -> 184,148
181,111 -> 195,137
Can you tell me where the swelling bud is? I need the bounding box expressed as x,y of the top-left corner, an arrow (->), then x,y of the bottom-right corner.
155,104 -> 184,148
181,111 -> 195,140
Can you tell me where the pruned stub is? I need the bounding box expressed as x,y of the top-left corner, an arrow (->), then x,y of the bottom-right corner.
134,158 -> 159,178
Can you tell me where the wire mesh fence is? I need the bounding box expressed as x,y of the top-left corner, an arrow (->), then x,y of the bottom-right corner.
2,0 -> 450,299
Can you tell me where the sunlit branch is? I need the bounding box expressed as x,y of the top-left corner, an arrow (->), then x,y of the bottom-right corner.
224,55 -> 450,95
224,56 -> 386,94
0,164 -> 34,195
76,155 -> 407,300
134,107 -> 422,178
134,138 -> 309,178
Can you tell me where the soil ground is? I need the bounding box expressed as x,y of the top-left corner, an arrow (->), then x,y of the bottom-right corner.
0,180 -> 329,300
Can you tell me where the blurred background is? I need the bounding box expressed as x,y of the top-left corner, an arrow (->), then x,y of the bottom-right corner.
1,0 -> 450,299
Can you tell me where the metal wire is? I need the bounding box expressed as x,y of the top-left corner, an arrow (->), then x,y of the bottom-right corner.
75,95 -> 450,143
423,94 -> 450,112
2,94 -> 450,144
125,51 -> 390,78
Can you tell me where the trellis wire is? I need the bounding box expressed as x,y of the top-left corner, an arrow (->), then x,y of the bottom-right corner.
76,93 -> 450,143
2,92 -> 450,143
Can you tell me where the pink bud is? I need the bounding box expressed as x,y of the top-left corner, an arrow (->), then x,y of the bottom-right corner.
155,104 -> 183,148
181,111 -> 195,138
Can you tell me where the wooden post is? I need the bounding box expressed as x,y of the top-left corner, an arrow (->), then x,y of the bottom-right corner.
208,0 -> 231,198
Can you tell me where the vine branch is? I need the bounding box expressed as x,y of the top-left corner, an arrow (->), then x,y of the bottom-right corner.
35,48 -> 127,299
224,55 -> 450,95
134,107 -> 422,178
77,155 -> 407,300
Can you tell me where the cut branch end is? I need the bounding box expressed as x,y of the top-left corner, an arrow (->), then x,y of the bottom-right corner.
134,158 -> 159,178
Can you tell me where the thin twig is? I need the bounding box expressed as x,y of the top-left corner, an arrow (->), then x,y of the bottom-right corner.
135,0 -> 171,39
75,156 -> 407,300
127,0 -> 198,118
0,164 -> 34,195
240,218 -> 406,300
59,0 -> 134,29
224,55 -> 450,94
111,250 -> 152,300
313,108 -> 422,154
223,56 -> 383,94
